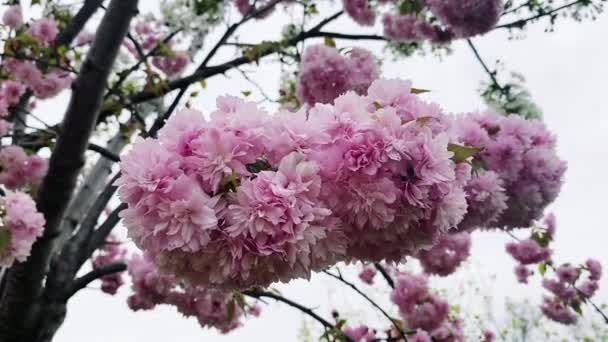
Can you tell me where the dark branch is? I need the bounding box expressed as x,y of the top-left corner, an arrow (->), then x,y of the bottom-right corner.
243,289 -> 353,342
466,39 -> 508,97
374,263 -> 395,289
323,270 -> 409,341
68,262 -> 127,298
86,203 -> 126,257
88,143 -> 120,162
309,31 -> 386,41
56,0 -> 105,47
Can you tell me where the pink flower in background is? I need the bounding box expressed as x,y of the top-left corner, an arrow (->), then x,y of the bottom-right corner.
296,45 -> 379,106
586,258 -> 602,281
2,80 -> 26,105
2,5 -> 23,30
454,112 -> 566,229
514,264 -> 532,284
0,191 -> 45,267
411,330 -> 432,342
391,272 -> 429,314
0,146 -> 48,189
342,0 -> 376,26
93,235 -> 127,295
32,70 -> 74,99
541,297 -> 577,325
152,51 -> 190,78
417,232 -> 471,276
482,329 -> 495,341
505,239 -> 551,265
358,265 -> 377,284
126,254 -> 257,332
0,120 -> 12,136
556,264 -> 578,284
296,45 -> 354,105
382,13 -> 453,43
427,0 -> 503,37
28,18 -> 58,45
344,325 -> 376,341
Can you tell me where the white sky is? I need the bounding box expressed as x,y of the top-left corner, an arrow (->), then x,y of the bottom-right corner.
38,1 -> 608,341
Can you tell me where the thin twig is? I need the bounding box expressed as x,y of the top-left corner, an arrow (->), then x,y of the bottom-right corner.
496,0 -> 587,29
242,289 -> 354,342
374,263 -> 395,289
323,270 -> 409,341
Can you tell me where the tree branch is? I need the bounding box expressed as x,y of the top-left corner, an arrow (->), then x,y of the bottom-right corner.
466,39 -> 509,98
495,0 -> 588,29
0,1 -> 139,339
242,289 -> 353,342
87,143 -> 120,162
56,0 -> 105,47
323,270 -> 409,341
374,263 -> 395,289
68,262 -> 127,299
104,11 -> 343,112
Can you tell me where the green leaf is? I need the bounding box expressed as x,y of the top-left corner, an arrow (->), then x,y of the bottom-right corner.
447,143 -> 483,163
538,262 -> 547,276
241,90 -> 251,97
572,300 -> 583,316
324,37 -> 336,48
399,0 -> 423,15
199,80 -> 207,89
31,0 -> 41,5
411,87 -> 431,94
0,228 -> 11,253
530,231 -> 550,248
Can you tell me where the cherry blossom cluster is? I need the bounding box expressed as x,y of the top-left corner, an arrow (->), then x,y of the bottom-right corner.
0,6 -> 73,132
505,214 -> 603,325
126,254 -> 260,333
342,0 -> 503,43
92,234 -> 127,295
0,191 -> 46,267
117,78 -> 566,290
414,232 -> 471,276
0,146 -> 48,190
391,271 -> 464,341
296,44 -> 379,106
454,112 -> 566,229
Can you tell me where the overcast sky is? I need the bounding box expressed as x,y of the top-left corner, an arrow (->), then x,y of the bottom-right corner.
45,2 -> 608,341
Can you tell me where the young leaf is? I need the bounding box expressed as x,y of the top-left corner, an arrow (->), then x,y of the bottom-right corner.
411,87 -> 431,94
538,262 -> 547,276
324,37 -> 336,48
447,143 -> 483,163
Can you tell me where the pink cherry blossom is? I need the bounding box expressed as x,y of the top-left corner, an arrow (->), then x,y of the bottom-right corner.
28,18 -> 58,45
0,191 -> 45,267
2,5 -> 23,30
